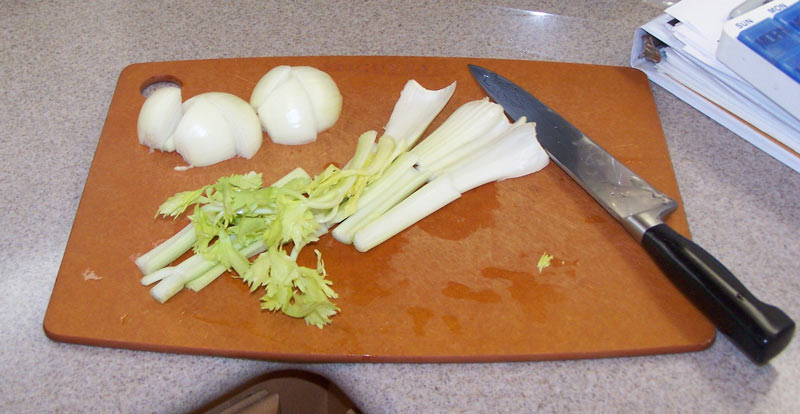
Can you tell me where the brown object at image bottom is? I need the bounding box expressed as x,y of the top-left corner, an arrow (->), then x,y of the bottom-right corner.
43,56 -> 715,362
196,370 -> 360,414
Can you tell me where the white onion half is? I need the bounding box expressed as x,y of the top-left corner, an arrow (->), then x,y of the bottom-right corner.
250,65 -> 342,145
183,92 -> 263,159
170,98 -> 237,167
137,86 -> 182,152
137,88 -> 263,168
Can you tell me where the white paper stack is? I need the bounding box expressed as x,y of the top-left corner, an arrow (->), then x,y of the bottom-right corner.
631,0 -> 800,173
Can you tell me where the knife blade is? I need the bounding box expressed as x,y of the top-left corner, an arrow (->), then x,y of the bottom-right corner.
469,64 -> 794,364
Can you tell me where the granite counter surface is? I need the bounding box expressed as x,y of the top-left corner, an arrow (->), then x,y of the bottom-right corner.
1,1 -> 798,412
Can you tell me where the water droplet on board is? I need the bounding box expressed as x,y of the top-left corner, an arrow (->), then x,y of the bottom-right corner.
416,183 -> 499,241
407,306 -> 434,336
480,267 -> 567,323
441,281 -> 502,303
442,314 -> 462,335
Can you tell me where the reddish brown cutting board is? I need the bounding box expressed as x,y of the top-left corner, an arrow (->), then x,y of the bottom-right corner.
43,56 -> 715,362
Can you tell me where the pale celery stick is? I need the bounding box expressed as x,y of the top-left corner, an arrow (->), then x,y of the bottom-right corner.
328,151 -> 420,225
148,255 -> 219,303
353,121 -> 548,252
272,167 -> 311,188
353,175 -> 461,252
383,80 -> 456,160
332,168 -> 428,244
134,223 -> 196,275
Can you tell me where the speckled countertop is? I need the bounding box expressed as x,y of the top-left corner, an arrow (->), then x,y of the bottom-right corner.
2,1 -> 798,413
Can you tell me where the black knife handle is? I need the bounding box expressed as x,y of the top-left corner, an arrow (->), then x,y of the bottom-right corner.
641,223 -> 794,364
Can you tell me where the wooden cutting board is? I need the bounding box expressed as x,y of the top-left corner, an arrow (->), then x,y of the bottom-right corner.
43,56 -> 715,362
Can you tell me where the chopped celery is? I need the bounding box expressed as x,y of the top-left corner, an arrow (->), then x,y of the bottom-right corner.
245,247 -> 339,329
136,167 -> 341,327
134,77 -> 553,328
351,109 -> 549,252
537,253 -> 554,273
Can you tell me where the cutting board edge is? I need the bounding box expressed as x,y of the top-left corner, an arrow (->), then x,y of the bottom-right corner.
42,320 -> 716,363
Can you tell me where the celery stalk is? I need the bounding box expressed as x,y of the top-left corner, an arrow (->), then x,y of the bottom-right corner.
134,223 -> 197,275
353,175 -> 462,252
410,99 -> 509,171
425,116 -> 521,176
272,167 -> 312,188
353,152 -> 419,208
352,121 -> 549,252
332,167 -> 428,244
383,80 -> 456,160
147,255 -> 219,303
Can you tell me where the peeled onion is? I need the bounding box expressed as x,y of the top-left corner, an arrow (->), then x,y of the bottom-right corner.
137,86 -> 182,152
250,65 -> 342,145
171,98 -> 237,167
137,88 -> 263,168
183,92 -> 263,159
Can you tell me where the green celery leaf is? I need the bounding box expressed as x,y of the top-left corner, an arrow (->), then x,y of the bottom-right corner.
213,230 -> 251,276
230,216 -> 271,246
226,171 -> 263,190
283,298 -> 340,329
241,251 -> 271,292
277,196 -> 321,249
157,186 -> 209,219
256,246 -> 339,327
189,206 -> 219,254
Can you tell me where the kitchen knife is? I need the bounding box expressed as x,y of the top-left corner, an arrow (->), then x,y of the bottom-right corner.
469,64 -> 794,364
